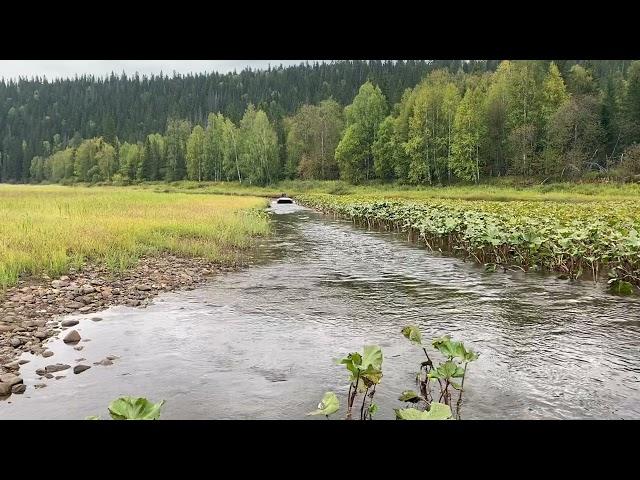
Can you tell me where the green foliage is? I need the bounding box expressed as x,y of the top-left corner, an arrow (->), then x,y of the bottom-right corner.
399,390 -> 422,402
5,60 -> 640,187
307,391 -> 340,417
296,192 -> 640,290
336,81 -> 388,183
107,396 -> 166,420
395,403 -> 452,420
401,325 -> 422,345
286,99 -> 344,180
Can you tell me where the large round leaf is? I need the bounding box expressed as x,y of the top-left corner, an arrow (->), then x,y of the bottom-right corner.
307,391 -> 339,417
108,397 -> 165,420
401,325 -> 422,345
395,403 -> 452,420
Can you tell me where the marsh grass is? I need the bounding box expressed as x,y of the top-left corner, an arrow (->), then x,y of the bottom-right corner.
142,179 -> 640,203
0,185 -> 270,290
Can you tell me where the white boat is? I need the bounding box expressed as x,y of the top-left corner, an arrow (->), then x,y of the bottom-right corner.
276,196 -> 294,204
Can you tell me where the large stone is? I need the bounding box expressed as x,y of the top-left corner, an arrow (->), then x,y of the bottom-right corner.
42,350 -> 54,358
34,330 -> 50,339
63,330 -> 81,343
45,363 -> 70,373
0,324 -> 13,333
12,384 -> 26,394
0,382 -> 12,396
73,365 -> 91,374
0,373 -> 23,386
136,284 -> 152,291
51,279 -> 70,288
80,285 -> 96,294
61,319 -> 79,327
9,337 -> 23,347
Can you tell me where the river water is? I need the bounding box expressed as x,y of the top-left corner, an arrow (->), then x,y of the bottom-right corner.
1,201 -> 640,419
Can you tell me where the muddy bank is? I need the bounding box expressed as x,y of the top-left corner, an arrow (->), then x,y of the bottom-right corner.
0,254 -> 234,396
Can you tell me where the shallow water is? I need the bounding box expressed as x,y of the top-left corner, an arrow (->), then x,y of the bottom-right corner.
2,201 -> 640,419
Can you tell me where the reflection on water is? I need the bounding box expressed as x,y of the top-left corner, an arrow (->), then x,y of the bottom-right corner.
2,201 -> 640,419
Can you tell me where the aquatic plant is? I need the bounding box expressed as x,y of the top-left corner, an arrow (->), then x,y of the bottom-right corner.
400,326 -> 478,419
307,391 -> 340,418
296,193 -> 640,292
86,396 -> 165,420
333,345 -> 383,420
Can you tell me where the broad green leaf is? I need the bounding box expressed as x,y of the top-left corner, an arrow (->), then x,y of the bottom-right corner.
399,390 -> 422,402
395,403 -> 452,420
428,361 -> 465,380
463,349 -> 479,362
432,336 -> 478,362
307,391 -> 339,417
368,403 -> 378,417
337,352 -> 362,380
361,345 -> 383,371
401,325 -> 422,345
107,396 -> 165,420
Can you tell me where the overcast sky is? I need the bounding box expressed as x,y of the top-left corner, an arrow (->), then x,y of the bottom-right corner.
0,60 -> 324,80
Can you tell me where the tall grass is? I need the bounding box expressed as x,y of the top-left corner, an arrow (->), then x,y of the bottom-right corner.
0,185 -> 270,290
142,179 -> 640,203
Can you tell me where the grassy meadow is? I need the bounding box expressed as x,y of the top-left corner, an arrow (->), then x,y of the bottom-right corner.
141,179 -> 640,203
3,180 -> 640,292
0,185 -> 270,290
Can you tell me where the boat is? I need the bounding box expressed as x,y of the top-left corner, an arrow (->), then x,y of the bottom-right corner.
276,195 -> 294,204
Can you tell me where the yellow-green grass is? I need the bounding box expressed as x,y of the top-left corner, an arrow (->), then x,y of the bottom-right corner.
131,179 -> 640,204
0,185 -> 270,290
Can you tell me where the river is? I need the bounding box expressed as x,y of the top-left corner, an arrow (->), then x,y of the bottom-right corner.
1,201 -> 639,419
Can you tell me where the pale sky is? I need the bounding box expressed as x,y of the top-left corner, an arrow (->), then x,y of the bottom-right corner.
0,60 -> 326,80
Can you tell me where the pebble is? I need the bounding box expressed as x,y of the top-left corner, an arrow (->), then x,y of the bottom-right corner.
94,359 -> 114,366
63,330 -> 81,343
0,254 -> 221,369
45,363 -> 70,373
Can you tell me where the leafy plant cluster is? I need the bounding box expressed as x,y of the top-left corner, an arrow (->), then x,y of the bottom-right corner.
309,327 -> 478,420
297,193 -> 640,292
87,396 -> 165,420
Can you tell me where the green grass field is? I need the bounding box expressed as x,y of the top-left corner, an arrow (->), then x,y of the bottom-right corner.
139,179 -> 640,203
3,180 -> 640,292
0,185 -> 270,290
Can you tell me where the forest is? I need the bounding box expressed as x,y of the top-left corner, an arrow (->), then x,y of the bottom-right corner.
1,59 -> 639,185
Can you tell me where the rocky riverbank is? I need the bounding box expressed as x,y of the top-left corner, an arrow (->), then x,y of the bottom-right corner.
0,254 -> 234,397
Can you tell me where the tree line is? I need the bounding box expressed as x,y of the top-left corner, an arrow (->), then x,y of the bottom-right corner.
4,60 -> 640,185
1,60 -> 481,183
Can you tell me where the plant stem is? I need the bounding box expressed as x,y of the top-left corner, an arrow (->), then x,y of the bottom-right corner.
455,362 -> 469,420
360,386 -> 370,420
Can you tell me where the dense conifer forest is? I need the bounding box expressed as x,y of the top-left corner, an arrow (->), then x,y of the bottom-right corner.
1,59 -> 639,185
